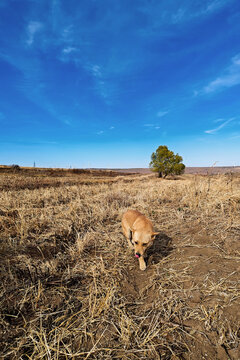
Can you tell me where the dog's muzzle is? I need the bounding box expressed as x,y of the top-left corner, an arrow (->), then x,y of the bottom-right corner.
135,252 -> 141,258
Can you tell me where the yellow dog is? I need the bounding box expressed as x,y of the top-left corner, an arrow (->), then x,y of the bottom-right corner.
122,209 -> 159,270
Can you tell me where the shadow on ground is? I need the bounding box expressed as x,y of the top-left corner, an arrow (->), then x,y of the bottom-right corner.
146,232 -> 173,266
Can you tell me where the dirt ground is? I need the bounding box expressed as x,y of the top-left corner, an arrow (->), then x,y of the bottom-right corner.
0,170 -> 239,359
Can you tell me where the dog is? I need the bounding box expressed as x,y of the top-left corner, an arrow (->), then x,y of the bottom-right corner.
122,209 -> 159,271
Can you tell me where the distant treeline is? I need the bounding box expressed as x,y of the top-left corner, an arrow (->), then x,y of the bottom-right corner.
0,165 -> 135,177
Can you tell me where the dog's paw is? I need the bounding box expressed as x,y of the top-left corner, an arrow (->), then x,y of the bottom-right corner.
139,262 -> 147,271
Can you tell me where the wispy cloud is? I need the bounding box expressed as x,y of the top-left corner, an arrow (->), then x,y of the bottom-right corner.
62,47 -> 77,54
60,46 -> 79,63
139,0 -> 232,30
1,50 -> 76,127
90,65 -> 102,77
205,117 -> 235,134
213,118 -> 225,123
203,54 -> 240,93
26,21 -> 43,46
194,0 -> 231,19
96,126 -> 115,135
171,0 -> 231,23
171,8 -> 186,24
157,110 -> 168,118
84,63 -> 117,104
143,124 -> 160,130
19,4 -> 138,105
205,0 -> 229,13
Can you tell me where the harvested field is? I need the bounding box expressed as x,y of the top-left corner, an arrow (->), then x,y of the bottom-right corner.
0,170 -> 240,359
110,167 -> 240,175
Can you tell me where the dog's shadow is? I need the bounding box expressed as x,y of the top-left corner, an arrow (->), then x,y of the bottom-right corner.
145,232 -> 173,266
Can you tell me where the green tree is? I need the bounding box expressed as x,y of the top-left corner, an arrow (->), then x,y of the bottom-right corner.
149,145 -> 185,178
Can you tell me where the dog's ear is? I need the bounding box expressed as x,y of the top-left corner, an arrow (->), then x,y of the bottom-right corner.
151,232 -> 159,240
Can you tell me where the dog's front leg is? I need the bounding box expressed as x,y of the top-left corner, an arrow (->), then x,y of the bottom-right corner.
127,230 -> 134,249
139,257 -> 146,271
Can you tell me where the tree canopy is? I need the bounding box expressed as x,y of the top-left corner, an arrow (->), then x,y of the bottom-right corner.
149,145 -> 185,178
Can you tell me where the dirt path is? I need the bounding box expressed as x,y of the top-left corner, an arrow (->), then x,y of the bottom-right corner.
118,230 -> 240,360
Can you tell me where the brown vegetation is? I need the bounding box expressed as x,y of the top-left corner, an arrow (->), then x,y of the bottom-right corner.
0,170 -> 240,359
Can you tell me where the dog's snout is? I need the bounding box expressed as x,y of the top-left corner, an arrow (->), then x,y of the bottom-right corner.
135,252 -> 141,258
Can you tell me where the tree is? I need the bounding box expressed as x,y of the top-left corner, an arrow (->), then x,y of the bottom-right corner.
11,164 -> 20,172
149,145 -> 185,178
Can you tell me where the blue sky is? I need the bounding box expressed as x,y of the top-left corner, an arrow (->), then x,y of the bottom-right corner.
0,0 -> 240,168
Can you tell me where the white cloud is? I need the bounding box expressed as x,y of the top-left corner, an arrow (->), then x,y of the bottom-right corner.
204,54 -> 240,93
172,0 -> 231,23
85,64 -> 103,78
213,118 -> 225,123
143,123 -> 160,130
84,64 -> 115,104
62,47 -> 77,54
96,130 -> 104,135
171,8 -> 186,24
157,110 -> 168,117
26,21 -> 43,46
62,117 -> 72,126
205,0 -> 229,13
205,117 -> 235,134
139,0 -> 231,30
91,65 -> 102,78
204,74 -> 240,93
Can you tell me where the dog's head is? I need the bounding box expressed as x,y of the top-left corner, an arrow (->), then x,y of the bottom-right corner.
132,231 -> 159,258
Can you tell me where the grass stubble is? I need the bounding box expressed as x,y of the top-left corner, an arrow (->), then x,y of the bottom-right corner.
0,170 -> 240,359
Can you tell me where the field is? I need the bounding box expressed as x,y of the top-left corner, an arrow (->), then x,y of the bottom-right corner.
0,168 -> 240,359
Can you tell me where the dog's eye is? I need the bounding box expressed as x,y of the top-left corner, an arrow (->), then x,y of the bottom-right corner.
135,241 -> 138,245
142,243 -> 147,246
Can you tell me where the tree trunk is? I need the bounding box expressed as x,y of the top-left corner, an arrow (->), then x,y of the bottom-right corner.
158,171 -> 162,178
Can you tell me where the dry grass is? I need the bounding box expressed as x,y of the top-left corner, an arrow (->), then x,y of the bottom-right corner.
0,171 -> 240,359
